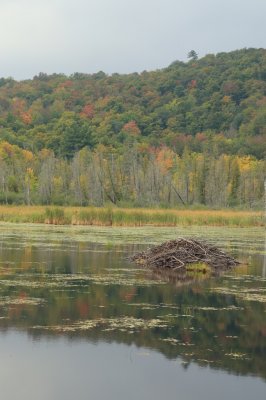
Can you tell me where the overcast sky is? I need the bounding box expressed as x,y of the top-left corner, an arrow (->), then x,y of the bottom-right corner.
0,0 -> 265,80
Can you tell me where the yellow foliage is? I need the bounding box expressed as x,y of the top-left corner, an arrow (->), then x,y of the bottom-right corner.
53,176 -> 63,190
38,148 -> 54,160
95,96 -> 111,109
22,149 -> 34,162
189,172 -> 195,192
0,141 -> 17,159
26,168 -> 34,178
25,168 -> 36,188
80,175 -> 87,189
222,95 -> 231,104
237,156 -> 254,172
227,182 -> 232,196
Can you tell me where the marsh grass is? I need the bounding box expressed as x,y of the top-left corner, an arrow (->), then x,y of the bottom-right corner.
45,208 -> 71,225
185,263 -> 212,275
0,205 -> 263,227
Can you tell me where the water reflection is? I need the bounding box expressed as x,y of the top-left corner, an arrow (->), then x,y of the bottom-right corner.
0,225 -> 265,383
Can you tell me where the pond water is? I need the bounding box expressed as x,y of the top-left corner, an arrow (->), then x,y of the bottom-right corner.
0,223 -> 265,400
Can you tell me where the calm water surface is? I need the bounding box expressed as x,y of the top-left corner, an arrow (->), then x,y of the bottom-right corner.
0,223 -> 265,400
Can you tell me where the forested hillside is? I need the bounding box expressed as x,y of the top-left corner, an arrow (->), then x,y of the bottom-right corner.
0,48 -> 265,158
0,48 -> 265,207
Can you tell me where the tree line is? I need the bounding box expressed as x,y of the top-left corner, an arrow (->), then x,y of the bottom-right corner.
0,141 -> 264,208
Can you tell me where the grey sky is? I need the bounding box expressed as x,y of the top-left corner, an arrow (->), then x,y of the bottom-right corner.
0,0 -> 265,80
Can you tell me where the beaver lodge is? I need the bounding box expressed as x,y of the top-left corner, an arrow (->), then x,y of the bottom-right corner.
130,238 -> 239,274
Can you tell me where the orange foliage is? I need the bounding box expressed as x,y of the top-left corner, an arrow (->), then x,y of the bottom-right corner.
11,98 -> 32,124
195,132 -> 207,142
12,98 -> 26,115
122,120 -> 140,136
21,111 -> 32,125
171,134 -> 193,148
156,146 -> 175,173
80,104 -> 94,119
58,80 -> 73,89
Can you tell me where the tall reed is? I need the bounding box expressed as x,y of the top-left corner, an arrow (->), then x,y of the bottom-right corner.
0,206 -> 263,227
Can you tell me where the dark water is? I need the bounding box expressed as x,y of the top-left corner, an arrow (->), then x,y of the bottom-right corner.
0,224 -> 265,400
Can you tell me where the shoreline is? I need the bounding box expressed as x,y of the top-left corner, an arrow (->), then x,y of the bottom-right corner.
0,206 -> 263,227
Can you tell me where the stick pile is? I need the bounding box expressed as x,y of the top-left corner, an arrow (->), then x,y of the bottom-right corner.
130,238 -> 239,272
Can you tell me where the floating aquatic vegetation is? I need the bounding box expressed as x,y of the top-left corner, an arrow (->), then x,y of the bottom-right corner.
161,314 -> 180,319
161,338 -> 179,345
0,279 -> 71,289
224,275 -> 266,283
179,314 -> 194,318
32,316 -> 169,333
240,293 -> 266,303
178,342 -> 195,346
0,270 -> 166,289
225,352 -> 251,360
128,303 -> 180,311
84,274 -> 165,286
128,303 -> 162,310
211,287 -> 266,303
0,296 -> 45,306
55,272 -> 166,287
192,305 -> 244,311
0,223 -> 264,252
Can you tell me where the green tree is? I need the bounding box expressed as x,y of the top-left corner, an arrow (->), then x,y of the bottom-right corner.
187,50 -> 198,61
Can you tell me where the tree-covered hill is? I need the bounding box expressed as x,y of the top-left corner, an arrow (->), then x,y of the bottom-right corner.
0,48 -> 265,159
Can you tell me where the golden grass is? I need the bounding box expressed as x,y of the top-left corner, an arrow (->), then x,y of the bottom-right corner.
0,205 -> 264,227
